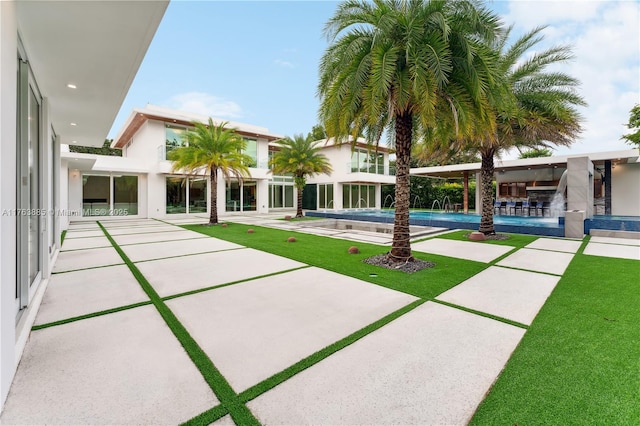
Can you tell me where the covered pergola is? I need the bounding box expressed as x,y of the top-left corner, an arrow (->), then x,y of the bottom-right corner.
410,149 -> 640,215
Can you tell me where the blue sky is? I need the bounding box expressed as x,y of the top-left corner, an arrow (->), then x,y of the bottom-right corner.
109,0 -> 640,158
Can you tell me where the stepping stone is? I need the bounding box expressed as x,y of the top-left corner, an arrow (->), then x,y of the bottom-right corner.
412,238 -> 515,263
497,248 -> 574,275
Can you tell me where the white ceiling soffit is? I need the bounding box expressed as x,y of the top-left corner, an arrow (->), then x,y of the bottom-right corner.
16,0 -> 168,147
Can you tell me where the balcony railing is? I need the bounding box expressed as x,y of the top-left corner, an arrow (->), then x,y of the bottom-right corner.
346,162 -> 392,175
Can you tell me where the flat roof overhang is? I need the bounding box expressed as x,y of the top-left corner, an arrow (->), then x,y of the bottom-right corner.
410,149 -> 640,179
113,105 -> 284,148
16,1 -> 168,147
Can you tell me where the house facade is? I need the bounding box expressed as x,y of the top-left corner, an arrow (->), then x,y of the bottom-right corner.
64,106 -> 396,220
0,0 -> 167,409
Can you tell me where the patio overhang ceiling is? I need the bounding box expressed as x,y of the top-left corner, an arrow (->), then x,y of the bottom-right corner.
16,0 -> 168,147
411,149 -> 640,179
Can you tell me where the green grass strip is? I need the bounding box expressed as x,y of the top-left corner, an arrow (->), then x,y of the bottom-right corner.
97,222 -> 260,426
31,301 -> 153,331
180,404 -> 229,426
238,298 -> 426,403
162,266 -> 311,301
470,250 -> 640,424
60,230 -> 67,245
431,299 -> 528,329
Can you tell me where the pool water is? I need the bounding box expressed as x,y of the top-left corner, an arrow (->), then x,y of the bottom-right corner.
350,210 -> 561,227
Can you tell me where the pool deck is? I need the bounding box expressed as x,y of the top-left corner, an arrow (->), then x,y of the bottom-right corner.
1,214 -> 637,424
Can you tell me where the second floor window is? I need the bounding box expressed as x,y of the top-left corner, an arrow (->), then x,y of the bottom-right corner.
243,138 -> 257,167
165,124 -> 187,157
351,148 -> 384,174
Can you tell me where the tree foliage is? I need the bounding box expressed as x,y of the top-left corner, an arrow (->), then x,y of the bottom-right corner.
519,147 -> 554,159
621,104 -> 640,148
168,119 -> 252,224
69,139 -> 121,156
269,134 -> 332,217
319,0 -> 503,261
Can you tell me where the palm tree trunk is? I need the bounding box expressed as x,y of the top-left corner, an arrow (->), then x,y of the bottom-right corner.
479,148 -> 495,235
209,167 -> 218,225
296,185 -> 304,218
389,111 -> 413,262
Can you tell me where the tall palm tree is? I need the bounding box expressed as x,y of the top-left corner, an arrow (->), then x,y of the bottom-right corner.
426,26 -> 585,234
318,0 -> 503,262
270,134 -> 332,218
168,119 -> 252,225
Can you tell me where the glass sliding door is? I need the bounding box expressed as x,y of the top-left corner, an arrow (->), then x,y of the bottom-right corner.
113,176 -> 138,215
17,56 -> 43,311
189,178 -> 207,213
166,177 -> 186,214
82,175 -> 111,216
243,182 -> 257,211
27,87 -> 41,287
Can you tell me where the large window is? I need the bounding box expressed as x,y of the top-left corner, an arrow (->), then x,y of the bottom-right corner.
243,138 -> 258,167
113,176 -> 139,215
165,124 -> 187,159
350,149 -> 384,174
166,177 -> 186,214
342,184 -> 376,208
226,181 -> 257,212
269,183 -> 294,208
189,179 -> 207,213
82,175 -> 138,216
318,184 -> 334,209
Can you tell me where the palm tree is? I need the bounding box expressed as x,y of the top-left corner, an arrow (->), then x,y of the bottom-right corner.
168,119 -> 252,225
433,26 -> 585,234
318,0 -> 503,262
269,134 -> 332,218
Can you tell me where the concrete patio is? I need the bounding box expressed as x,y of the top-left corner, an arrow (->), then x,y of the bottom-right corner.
1,217 -> 637,424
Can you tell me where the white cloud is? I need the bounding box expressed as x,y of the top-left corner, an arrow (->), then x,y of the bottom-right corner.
163,92 -> 243,119
502,0 -> 640,157
274,59 -> 295,68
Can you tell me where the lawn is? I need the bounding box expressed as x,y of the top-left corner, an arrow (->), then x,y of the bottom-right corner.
185,223 -> 640,424
470,250 -> 640,425
183,223 -> 491,300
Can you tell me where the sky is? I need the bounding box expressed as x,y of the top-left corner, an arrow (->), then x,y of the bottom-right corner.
109,0 -> 640,159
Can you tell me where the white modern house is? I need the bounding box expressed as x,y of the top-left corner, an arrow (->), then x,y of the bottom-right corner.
304,137 -> 395,210
0,0 -> 168,410
62,105 -> 396,220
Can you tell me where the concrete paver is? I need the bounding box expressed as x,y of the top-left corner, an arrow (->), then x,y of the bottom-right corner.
113,230 -> 208,245
120,237 -> 243,262
497,248 -> 574,275
35,265 -> 149,325
248,302 -> 525,425
0,306 -> 218,425
167,267 -> 418,392
589,236 -> 640,246
100,220 -> 165,228
436,266 -> 560,325
412,238 -> 515,263
583,242 -> 640,261
137,248 -> 305,297
60,236 -> 111,251
526,237 -> 582,253
106,225 -> 187,235
53,246 -> 124,273
64,229 -> 106,238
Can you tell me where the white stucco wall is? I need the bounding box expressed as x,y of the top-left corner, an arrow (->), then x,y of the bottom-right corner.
611,162 -> 640,216
0,1 -> 18,408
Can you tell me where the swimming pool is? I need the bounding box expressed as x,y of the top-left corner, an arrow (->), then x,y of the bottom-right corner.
306,209 -> 640,237
306,209 -> 564,236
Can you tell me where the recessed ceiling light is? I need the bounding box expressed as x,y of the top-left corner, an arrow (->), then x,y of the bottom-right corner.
70,123 -> 77,126
67,84 -> 77,89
